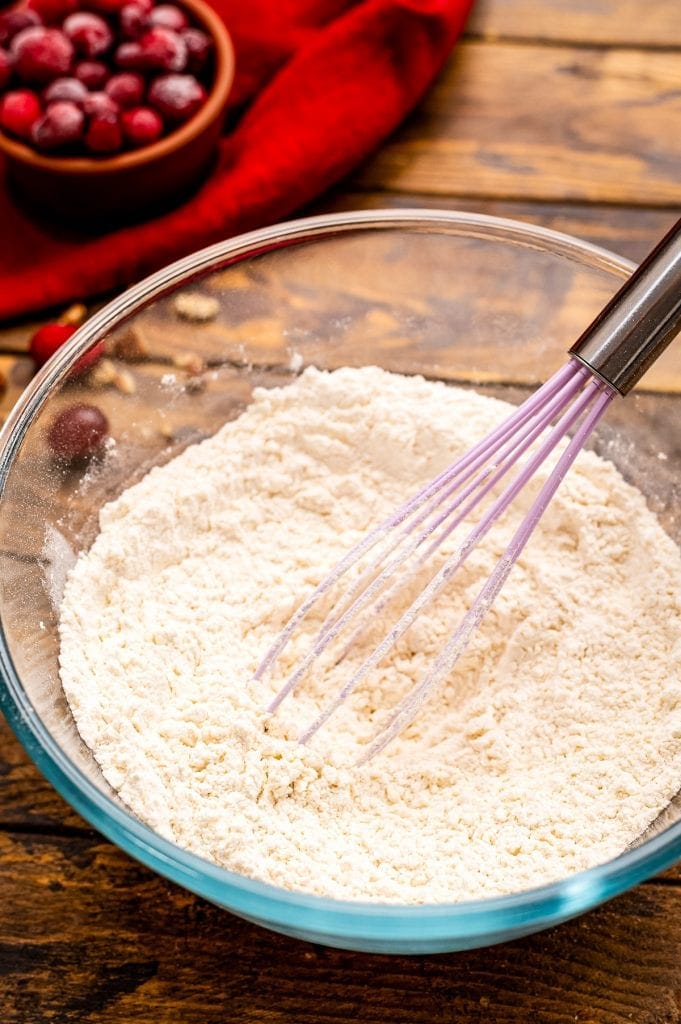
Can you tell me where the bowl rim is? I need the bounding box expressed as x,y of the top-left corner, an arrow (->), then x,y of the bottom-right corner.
0,0 -> 235,175
2,207 -> 681,950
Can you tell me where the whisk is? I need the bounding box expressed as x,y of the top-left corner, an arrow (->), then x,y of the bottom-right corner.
256,218 -> 681,763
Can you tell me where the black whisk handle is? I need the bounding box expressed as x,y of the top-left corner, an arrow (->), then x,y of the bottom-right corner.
570,217 -> 681,394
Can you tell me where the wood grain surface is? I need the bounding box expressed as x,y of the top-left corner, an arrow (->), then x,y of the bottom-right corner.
3,822 -> 681,1024
1,0 -> 681,1020
469,0 -> 681,47
356,42 -> 681,205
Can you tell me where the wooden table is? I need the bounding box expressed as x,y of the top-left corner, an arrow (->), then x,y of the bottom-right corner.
2,1 -> 681,1020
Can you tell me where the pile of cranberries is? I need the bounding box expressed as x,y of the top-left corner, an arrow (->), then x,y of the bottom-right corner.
0,0 -> 213,155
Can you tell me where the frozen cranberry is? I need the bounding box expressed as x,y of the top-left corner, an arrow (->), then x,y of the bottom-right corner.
31,98 -> 83,147
63,12 -> 113,58
119,3 -> 147,38
85,110 -> 121,151
43,75 -> 88,104
11,26 -> 73,84
114,39 -> 142,68
74,59 -> 107,88
82,90 -> 118,117
0,88 -> 41,138
0,47 -> 13,89
148,4 -> 187,32
148,72 -> 204,122
181,27 -> 210,73
47,404 -> 109,460
0,8 -> 41,47
26,0 -> 77,23
105,70 -> 143,108
137,27 -> 185,71
121,103 -> 161,146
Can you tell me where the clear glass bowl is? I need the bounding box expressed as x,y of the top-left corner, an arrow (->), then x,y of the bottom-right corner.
1,210 -> 680,955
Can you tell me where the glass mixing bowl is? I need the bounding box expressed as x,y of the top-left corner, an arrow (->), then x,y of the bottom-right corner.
1,210 -> 680,955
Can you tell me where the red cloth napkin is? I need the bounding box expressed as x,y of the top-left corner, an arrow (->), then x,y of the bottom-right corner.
0,0 -> 473,320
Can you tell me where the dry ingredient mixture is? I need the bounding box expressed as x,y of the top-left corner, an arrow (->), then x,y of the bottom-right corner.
58,366 -> 681,903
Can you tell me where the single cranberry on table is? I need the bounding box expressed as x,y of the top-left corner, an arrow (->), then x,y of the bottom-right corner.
43,75 -> 88,104
105,70 -> 143,107
29,322 -> 103,373
0,88 -> 41,138
148,72 -> 204,121
11,25 -> 74,83
29,322 -> 76,365
37,324 -> 99,368
47,404 -> 109,461
63,11 -> 113,58
74,58 -> 107,87
32,98 -> 84,148
121,103 -> 161,146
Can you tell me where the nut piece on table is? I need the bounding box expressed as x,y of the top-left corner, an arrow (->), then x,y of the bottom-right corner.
89,358 -> 136,394
173,291 -> 219,322
113,367 -> 136,394
110,325 -> 150,361
172,350 -> 204,375
89,356 -> 118,387
58,302 -> 88,326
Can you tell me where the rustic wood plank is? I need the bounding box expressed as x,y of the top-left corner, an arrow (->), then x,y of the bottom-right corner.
1,206 -> 677,434
0,319 -> 42,355
0,206 -> 673,361
0,717 -> 88,831
468,0 -> 681,48
0,353 -> 32,421
316,193 -> 679,265
356,42 -> 681,206
0,205 -> 674,372
0,828 -> 681,1023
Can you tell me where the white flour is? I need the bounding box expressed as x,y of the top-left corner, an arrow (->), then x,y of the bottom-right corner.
59,367 -> 681,903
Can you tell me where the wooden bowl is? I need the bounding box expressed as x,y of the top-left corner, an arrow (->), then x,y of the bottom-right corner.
0,0 -> 234,225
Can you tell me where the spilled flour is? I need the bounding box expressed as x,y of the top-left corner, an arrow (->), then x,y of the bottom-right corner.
59,367 -> 681,903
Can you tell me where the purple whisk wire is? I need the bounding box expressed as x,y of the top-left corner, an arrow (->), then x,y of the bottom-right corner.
358,377 -> 614,763
258,360 -> 614,760
269,365 -> 589,719
318,366 -> 593,674
255,361 -> 576,687
298,366 -> 605,746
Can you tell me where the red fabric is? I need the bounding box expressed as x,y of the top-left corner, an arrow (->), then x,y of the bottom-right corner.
0,0 -> 473,320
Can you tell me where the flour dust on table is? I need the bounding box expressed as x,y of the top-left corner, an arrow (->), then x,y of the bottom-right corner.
58,367 -> 681,904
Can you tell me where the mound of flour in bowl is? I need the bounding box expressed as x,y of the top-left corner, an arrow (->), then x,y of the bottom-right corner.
59,366 -> 681,903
